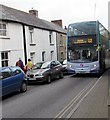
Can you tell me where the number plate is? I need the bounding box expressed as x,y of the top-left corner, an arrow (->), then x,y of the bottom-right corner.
79,71 -> 85,73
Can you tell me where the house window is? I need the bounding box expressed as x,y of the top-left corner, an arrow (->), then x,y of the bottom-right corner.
1,52 -> 9,67
42,51 -> 45,61
61,52 -> 64,60
59,34 -> 63,46
0,23 -> 7,36
30,32 -> 33,43
30,52 -> 35,63
50,51 -> 54,60
29,26 -> 34,43
49,31 -> 53,44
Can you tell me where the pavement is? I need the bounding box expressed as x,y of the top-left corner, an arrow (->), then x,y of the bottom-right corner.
70,69 -> 109,118
108,69 -> 110,118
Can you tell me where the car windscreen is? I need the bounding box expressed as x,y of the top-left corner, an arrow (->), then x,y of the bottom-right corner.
41,62 -> 51,69
33,62 -> 43,70
0,67 -> 12,79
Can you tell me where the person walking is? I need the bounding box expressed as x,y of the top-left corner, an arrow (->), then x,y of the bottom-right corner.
26,59 -> 33,70
16,58 -> 24,70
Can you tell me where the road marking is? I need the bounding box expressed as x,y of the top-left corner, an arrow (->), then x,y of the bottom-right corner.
66,75 -> 102,118
54,78 -> 96,118
54,75 -> 102,119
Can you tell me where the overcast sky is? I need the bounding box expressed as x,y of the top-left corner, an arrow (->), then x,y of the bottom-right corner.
1,0 -> 109,29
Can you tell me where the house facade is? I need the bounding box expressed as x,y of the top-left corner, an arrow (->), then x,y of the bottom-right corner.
51,20 -> 67,62
0,4 -> 66,67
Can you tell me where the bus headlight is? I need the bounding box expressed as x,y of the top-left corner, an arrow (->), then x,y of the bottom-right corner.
69,65 -> 72,68
93,64 -> 97,67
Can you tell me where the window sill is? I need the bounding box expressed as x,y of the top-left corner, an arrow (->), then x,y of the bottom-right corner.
50,43 -> 54,46
59,45 -> 64,47
0,36 -> 10,39
29,43 -> 36,46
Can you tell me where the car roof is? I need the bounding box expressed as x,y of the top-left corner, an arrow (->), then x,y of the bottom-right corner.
0,66 -> 21,70
35,62 -> 44,64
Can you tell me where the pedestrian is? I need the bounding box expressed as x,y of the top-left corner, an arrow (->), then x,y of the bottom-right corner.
16,58 -> 24,70
25,59 -> 33,70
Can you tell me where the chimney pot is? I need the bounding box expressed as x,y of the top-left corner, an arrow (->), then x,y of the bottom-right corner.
51,20 -> 63,27
29,9 -> 38,17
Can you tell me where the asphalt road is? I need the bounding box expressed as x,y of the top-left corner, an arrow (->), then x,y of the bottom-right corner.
2,74 -> 102,118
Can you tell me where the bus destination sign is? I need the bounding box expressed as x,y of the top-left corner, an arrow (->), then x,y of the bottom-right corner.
73,38 -> 93,44
68,35 -> 96,46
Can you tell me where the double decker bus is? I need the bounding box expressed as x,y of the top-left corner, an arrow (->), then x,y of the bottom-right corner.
67,21 -> 110,74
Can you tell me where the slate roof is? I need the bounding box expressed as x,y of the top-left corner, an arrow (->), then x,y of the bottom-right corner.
0,4 -> 66,34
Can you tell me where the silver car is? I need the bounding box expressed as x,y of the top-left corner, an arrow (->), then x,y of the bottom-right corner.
27,60 -> 64,84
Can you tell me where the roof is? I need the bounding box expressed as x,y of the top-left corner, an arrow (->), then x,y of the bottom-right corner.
0,4 -> 66,34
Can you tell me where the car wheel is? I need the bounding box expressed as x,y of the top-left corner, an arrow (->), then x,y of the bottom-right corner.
20,82 -> 27,92
47,75 -> 51,84
59,71 -> 64,79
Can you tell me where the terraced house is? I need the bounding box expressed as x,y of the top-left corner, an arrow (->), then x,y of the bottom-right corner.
0,4 -> 66,67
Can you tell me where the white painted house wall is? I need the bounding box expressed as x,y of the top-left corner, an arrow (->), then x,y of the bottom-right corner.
0,22 -> 25,67
0,22 -> 57,67
8,23 -> 25,66
25,26 -> 57,64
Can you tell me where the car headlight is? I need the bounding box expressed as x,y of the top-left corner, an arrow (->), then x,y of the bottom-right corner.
35,73 -> 43,76
67,64 -> 72,68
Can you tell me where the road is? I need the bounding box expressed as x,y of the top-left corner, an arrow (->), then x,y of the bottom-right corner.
2,72 -> 109,119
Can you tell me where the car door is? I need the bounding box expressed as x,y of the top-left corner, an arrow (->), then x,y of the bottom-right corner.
2,67 -> 14,96
10,67 -> 24,91
54,61 -> 63,76
2,67 -> 24,96
50,61 -> 59,78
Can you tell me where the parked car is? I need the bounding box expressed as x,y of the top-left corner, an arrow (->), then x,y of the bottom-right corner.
27,60 -> 64,83
27,62 -> 44,78
0,66 -> 27,96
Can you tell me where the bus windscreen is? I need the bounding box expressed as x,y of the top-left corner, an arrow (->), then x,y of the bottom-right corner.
67,48 -> 98,63
68,21 -> 96,36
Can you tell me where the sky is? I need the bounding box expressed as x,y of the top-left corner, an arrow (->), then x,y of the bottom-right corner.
1,0 -> 109,29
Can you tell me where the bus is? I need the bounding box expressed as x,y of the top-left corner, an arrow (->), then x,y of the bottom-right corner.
67,21 -> 110,74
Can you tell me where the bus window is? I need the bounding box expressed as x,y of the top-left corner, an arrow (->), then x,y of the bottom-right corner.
68,48 -> 98,63
68,50 -> 80,61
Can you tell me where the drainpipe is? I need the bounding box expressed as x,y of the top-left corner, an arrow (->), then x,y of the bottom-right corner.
22,24 -> 27,65
56,32 -> 59,61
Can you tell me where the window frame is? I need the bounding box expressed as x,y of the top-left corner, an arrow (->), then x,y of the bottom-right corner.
1,52 -> 9,67
29,26 -> 35,44
0,22 -> 7,37
42,51 -> 46,61
30,52 -> 35,63
49,31 -> 54,45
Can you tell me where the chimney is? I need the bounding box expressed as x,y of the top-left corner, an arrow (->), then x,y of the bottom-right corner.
29,9 -> 38,17
51,19 -> 63,28
64,26 -> 67,30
